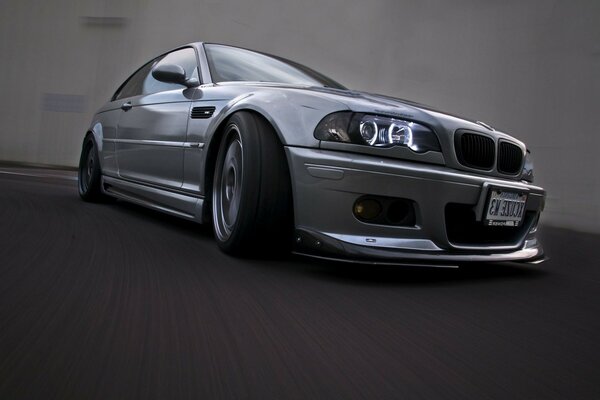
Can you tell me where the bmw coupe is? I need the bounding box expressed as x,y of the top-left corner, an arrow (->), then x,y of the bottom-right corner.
78,42 -> 546,266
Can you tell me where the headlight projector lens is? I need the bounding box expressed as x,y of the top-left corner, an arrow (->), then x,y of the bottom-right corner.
359,120 -> 378,145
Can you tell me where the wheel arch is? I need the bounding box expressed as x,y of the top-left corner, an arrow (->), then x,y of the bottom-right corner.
84,122 -> 106,168
80,129 -> 100,165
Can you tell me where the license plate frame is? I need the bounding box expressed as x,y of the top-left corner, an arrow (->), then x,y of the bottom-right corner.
484,188 -> 528,227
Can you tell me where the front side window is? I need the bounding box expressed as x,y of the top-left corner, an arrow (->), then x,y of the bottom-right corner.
113,60 -> 155,101
113,47 -> 199,101
142,47 -> 199,94
204,44 -> 345,89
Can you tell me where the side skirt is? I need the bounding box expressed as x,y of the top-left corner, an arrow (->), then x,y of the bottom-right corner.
101,175 -> 206,223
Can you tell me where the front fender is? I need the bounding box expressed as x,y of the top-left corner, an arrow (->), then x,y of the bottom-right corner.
186,86 -> 349,196
216,89 -> 349,147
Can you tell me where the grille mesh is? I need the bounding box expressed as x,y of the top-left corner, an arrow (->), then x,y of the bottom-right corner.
456,133 -> 495,170
498,142 -> 523,175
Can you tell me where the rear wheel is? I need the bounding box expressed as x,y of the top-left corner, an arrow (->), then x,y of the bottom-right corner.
78,135 -> 105,202
212,112 -> 293,255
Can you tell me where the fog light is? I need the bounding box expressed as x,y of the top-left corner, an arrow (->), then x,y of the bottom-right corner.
353,199 -> 382,220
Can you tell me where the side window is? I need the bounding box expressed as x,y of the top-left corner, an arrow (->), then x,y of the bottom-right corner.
113,59 -> 157,101
141,48 -> 199,95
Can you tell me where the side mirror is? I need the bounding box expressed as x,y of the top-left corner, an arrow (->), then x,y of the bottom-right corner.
151,64 -> 199,88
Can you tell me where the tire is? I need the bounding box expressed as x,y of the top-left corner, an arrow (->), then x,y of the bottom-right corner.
78,135 -> 106,202
212,111 -> 293,255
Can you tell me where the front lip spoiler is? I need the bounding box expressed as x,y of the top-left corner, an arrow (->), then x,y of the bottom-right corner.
294,228 -> 546,266
517,255 -> 549,265
292,252 -> 460,268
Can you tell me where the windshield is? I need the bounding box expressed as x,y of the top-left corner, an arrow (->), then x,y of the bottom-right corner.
204,44 -> 346,89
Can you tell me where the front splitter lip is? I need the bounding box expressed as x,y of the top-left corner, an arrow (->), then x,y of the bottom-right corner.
292,252 -> 462,268
294,228 -> 546,267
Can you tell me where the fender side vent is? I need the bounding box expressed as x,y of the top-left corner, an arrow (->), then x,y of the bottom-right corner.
191,106 -> 215,119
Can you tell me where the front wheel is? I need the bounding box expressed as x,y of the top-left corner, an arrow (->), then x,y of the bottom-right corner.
212,112 -> 293,255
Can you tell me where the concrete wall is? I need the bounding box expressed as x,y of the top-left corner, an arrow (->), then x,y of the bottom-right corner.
1,0 -> 598,232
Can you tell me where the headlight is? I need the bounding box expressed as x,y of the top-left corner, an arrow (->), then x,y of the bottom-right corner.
314,112 -> 441,153
522,149 -> 534,183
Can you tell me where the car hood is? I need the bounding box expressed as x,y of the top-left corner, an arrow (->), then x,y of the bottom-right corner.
298,85 -> 502,135
224,82 -> 517,141
216,82 -> 503,136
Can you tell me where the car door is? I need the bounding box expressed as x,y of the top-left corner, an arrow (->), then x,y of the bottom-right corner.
115,47 -> 199,189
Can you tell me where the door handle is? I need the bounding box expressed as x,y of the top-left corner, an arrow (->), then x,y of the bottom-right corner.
121,102 -> 132,111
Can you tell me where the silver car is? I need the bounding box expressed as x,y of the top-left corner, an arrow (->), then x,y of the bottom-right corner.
78,42 -> 546,266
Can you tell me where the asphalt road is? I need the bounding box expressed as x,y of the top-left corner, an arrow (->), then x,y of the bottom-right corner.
0,167 -> 599,399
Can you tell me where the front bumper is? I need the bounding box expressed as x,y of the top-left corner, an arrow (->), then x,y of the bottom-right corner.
285,146 -> 546,265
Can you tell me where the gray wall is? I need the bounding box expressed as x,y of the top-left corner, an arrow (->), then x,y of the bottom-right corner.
1,0 -> 598,233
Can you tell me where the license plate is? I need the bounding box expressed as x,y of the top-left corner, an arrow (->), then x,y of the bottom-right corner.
484,189 -> 527,227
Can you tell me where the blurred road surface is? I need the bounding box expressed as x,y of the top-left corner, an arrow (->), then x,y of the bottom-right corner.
0,167 -> 599,399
